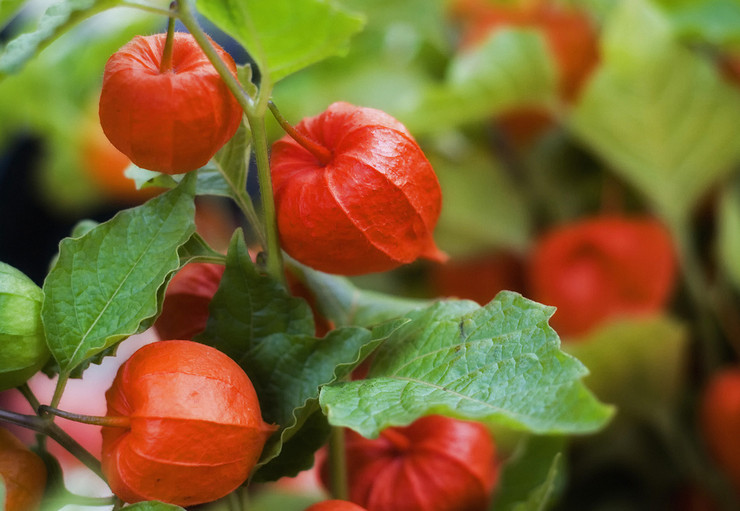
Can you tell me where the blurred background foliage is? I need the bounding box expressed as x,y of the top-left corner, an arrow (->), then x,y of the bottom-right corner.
3,0 -> 740,509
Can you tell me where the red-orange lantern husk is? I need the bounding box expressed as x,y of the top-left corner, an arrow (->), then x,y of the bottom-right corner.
701,368 -> 740,495
154,262 -> 225,340
527,215 -> 676,338
99,33 -> 242,174
101,340 -> 275,506
321,415 -> 497,511
0,428 -> 47,511
270,102 -> 446,275
306,500 -> 368,511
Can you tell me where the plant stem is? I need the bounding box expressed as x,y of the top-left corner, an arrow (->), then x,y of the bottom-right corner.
0,409 -> 104,479
268,101 -> 332,165
176,0 -> 255,112
667,217 -> 722,377
119,0 -> 174,16
159,3 -> 177,73
328,426 -> 349,501
17,383 -> 40,411
38,405 -> 131,429
50,372 -> 69,409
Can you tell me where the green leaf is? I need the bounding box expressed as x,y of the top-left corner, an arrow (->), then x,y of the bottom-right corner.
0,0 -> 116,78
569,0 -> 740,222
403,28 -> 557,135
197,232 -> 404,480
288,261 -> 433,328
320,292 -> 614,438
42,174 -> 196,375
656,0 -> 740,47
0,0 -> 24,28
718,180 -> 740,292
196,0 -> 365,83
178,233 -> 227,266
493,436 -> 566,511
0,474 -> 4,511
430,140 -> 531,255
565,316 -> 689,414
122,502 -> 185,511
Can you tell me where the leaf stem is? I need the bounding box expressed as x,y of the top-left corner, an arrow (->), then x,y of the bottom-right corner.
38,405 -> 131,429
328,426 -> 349,501
17,383 -> 41,411
248,110 -> 286,284
119,0 -> 174,16
50,372 -> 69,409
268,101 -> 332,165
0,409 -> 104,480
666,217 -> 723,377
159,3 -> 178,74
176,0 -> 255,112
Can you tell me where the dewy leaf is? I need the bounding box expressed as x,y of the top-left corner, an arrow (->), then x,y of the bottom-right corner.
565,316 -> 689,414
493,435 -> 566,511
197,231 -> 403,479
569,0 -> 740,222
0,0 -> 117,77
403,28 -> 557,135
195,0 -> 365,83
320,292 -> 614,438
42,174 -> 196,375
288,260 -> 433,328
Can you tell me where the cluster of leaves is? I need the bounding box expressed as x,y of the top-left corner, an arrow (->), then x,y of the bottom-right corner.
3,0 -> 740,509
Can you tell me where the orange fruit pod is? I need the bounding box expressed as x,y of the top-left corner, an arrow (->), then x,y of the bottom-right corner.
101,340 -> 276,506
527,215 -> 677,338
99,33 -> 242,174
700,368 -> 740,495
270,102 -> 446,275
320,415 -> 498,511
0,428 -> 47,511
154,262 -> 225,341
305,501 -> 368,511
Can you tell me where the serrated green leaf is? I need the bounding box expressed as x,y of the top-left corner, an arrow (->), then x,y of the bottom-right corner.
41,174 -> 196,375
196,232 -> 404,480
403,28 -> 557,135
565,316 -> 689,413
569,0 -> 740,222
320,292 -> 613,438
719,180 -> 740,292
0,0 -> 117,77
289,261 -> 433,328
430,141 -> 531,255
178,233 -> 227,266
196,0 -> 365,84
493,435 -> 565,511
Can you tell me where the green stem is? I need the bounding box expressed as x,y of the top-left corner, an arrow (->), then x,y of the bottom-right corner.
17,383 -> 40,412
328,426 -> 349,501
38,405 -> 131,429
176,0 -> 255,112
50,372 -> 69,410
268,101 -> 332,165
667,217 -> 722,376
0,409 -> 104,480
247,110 -> 286,284
159,4 -> 177,73
119,0 -> 174,16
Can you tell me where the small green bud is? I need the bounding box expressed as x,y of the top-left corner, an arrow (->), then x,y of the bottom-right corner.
0,262 -> 49,390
